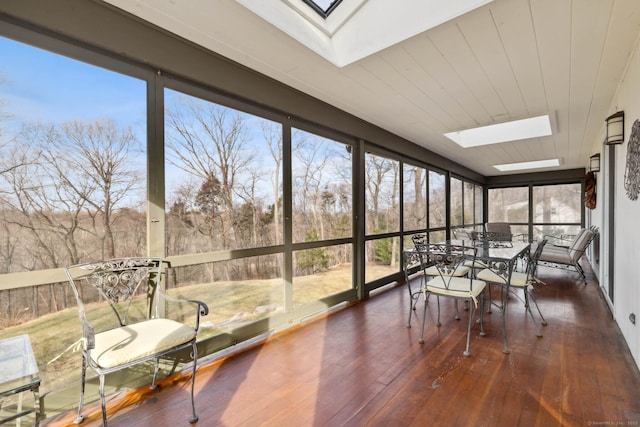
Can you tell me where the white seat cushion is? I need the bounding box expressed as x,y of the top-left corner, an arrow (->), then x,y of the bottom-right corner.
425,276 -> 486,301
424,265 -> 470,277
91,318 -> 196,369
538,245 -> 572,264
477,269 -> 529,288
464,259 -> 488,269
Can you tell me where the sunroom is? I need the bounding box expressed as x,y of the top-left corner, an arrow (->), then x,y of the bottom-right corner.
0,0 -> 639,425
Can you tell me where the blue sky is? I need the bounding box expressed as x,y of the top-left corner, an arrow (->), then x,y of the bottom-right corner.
0,33 -> 347,202
0,36 -> 146,132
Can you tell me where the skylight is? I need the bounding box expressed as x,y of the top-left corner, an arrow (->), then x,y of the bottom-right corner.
302,0 -> 343,17
493,159 -> 560,172
444,115 -> 552,148
234,0 -> 494,67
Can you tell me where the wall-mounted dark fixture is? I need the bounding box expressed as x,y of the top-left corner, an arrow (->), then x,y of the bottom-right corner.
605,111 -> 625,145
589,153 -> 601,173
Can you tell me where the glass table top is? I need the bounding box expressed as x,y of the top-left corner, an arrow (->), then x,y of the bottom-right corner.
0,334 -> 40,396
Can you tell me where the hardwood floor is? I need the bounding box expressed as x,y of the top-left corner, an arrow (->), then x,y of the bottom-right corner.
46,263 -> 640,426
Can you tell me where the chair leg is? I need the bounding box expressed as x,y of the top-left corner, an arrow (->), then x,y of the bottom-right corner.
73,355 -> 87,424
575,262 -> 587,282
523,290 -> 544,337
501,292 -> 510,354
419,291 -> 429,344
150,357 -> 160,390
528,289 -> 548,326
407,290 -> 420,327
454,300 -> 460,320
478,294 -> 486,337
435,295 -> 442,326
189,341 -> 199,423
99,374 -> 108,427
463,302 -> 475,357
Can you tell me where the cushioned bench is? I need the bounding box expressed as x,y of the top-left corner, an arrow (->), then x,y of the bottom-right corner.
537,227 -> 597,282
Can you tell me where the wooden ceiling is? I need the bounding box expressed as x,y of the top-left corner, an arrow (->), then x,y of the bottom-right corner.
104,0 -> 640,176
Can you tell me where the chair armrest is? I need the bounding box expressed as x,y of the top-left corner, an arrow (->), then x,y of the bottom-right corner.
78,312 -> 95,351
158,290 -> 209,331
543,234 -> 572,248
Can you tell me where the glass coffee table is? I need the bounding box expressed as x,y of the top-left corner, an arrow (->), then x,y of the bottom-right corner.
0,334 -> 40,426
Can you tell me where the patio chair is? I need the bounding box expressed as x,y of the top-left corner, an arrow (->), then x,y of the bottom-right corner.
65,257 -> 209,426
477,240 -> 549,338
537,227 -> 597,282
414,242 -> 487,356
485,222 -> 528,242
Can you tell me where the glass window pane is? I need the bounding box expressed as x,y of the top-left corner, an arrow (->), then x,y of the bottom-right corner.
365,237 -> 400,282
0,35 -> 147,398
450,177 -> 463,226
292,129 -> 352,243
475,184 -> 483,225
365,153 -> 399,235
166,255 -> 283,340
293,244 -> 352,306
403,164 -> 427,231
488,187 -> 529,223
0,37 -> 147,270
464,181 -> 475,224
429,171 -> 446,228
532,184 -> 581,224
164,89 -> 282,254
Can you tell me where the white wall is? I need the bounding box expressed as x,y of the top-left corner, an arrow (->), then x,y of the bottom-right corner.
593,34 -> 640,369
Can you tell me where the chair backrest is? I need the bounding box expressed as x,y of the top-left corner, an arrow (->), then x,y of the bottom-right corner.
421,243 -> 475,290
65,257 -> 163,329
485,222 -> 513,241
569,229 -> 595,262
473,231 -> 514,246
411,234 -> 427,247
527,239 -> 548,279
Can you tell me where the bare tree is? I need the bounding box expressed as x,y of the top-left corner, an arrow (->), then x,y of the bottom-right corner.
261,121 -> 282,245
166,96 -> 251,250
1,119 -> 143,268
292,130 -> 332,241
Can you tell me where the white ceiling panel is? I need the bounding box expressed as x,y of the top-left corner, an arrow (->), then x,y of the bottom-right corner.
103,0 -> 640,176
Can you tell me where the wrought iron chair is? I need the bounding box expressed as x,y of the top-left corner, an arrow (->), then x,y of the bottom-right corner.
477,239 -> 549,338
403,234 -> 428,327
65,257 -> 209,426
414,242 -> 487,357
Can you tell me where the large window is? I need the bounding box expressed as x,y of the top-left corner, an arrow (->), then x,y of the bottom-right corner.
292,128 -> 353,304
165,89 -> 282,254
489,183 -> 582,241
451,177 -> 483,231
429,170 -> 446,229
0,35 -> 147,399
403,163 -> 427,232
450,177 -> 463,227
488,187 -> 529,223
365,152 -> 400,282
292,129 -> 352,243
532,183 -> 582,239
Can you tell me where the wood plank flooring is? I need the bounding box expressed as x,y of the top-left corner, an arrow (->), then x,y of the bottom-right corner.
46,262 -> 640,426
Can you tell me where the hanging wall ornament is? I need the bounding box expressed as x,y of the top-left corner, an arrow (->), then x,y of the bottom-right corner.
624,119 -> 640,201
585,171 -> 596,209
